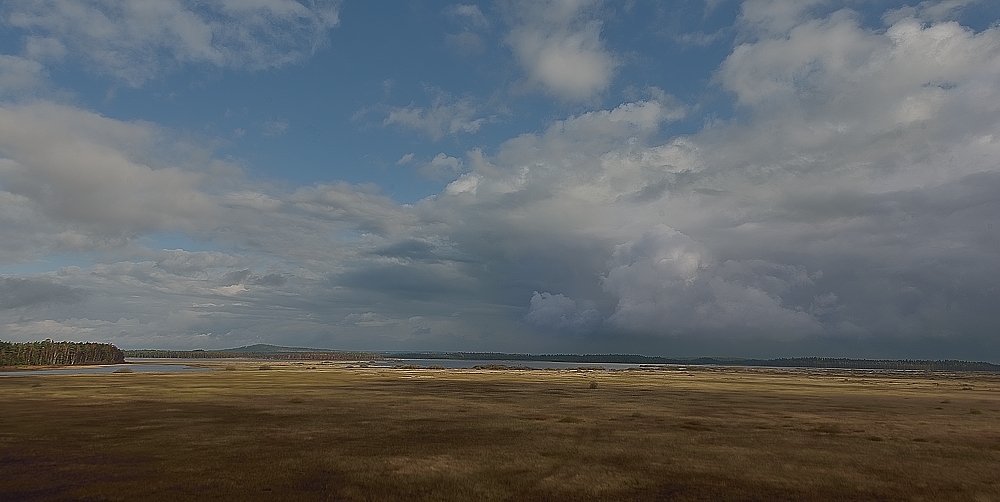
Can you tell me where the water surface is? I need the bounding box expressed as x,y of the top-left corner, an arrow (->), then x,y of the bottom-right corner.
376,358 -> 648,370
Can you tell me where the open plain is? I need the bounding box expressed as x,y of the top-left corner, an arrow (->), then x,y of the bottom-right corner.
1,363 -> 999,501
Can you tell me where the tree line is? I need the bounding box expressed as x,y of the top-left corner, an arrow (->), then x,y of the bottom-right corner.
0,340 -> 125,367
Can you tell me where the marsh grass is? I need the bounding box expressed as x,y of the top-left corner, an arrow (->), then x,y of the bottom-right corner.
1,367 -> 999,501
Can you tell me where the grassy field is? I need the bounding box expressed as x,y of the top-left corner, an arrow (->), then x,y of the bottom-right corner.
1,363 -> 999,501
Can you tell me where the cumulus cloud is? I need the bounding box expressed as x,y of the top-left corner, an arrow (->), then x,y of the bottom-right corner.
420,153 -> 465,180
600,225 -> 822,338
0,102 -> 217,238
439,96 -> 688,205
505,0 -> 617,101
524,291 -> 601,333
2,0 -> 340,86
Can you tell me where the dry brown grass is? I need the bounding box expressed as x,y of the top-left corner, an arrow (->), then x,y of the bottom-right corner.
1,365 -> 999,501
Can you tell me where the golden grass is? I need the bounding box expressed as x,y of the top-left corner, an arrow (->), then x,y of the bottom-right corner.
1,364 -> 999,501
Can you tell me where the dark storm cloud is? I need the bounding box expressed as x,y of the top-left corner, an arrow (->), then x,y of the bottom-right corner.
253,274 -> 287,287
373,239 -> 476,264
337,263 -> 478,300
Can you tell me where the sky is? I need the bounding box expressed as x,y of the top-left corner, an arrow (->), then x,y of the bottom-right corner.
1,0 -> 999,360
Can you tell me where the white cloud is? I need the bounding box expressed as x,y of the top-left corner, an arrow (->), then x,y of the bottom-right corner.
383,94 -> 486,141
505,0 -> 617,101
524,291 -> 601,333
737,0 -> 830,38
567,98 -> 685,131
0,55 -> 47,97
420,153 -> 465,181
259,118 -> 289,137
445,4 -> 489,28
1,318 -> 96,340
286,182 -> 417,237
2,0 -> 341,86
444,97 -> 688,206
446,31 -> 487,56
883,0 -> 977,24
714,8 -> 1000,193
0,102 -> 217,236
600,226 -> 823,338
23,35 -> 66,61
